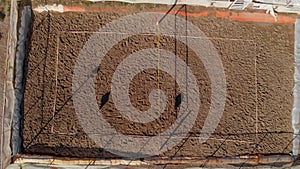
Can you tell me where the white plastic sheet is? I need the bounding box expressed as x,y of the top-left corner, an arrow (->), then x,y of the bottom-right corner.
1,0 -> 18,168
293,19 -> 300,156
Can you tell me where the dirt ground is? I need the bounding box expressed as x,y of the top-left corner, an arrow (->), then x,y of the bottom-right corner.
0,9 -> 9,169
22,4 -> 294,159
0,15 -> 7,137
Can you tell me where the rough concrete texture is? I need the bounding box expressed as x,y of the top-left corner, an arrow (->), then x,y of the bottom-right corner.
22,4 -> 294,159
